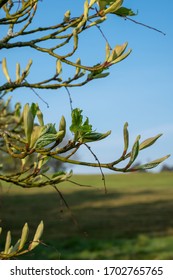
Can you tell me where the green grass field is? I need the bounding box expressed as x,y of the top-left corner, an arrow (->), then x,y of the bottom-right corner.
1,172 -> 173,259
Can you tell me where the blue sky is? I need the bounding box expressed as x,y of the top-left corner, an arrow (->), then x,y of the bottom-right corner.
1,0 -> 173,174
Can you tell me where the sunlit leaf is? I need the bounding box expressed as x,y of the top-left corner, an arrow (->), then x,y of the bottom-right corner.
18,223 -> 29,251
29,221 -> 44,251
123,122 -> 129,155
139,134 -> 162,151
129,155 -> 170,171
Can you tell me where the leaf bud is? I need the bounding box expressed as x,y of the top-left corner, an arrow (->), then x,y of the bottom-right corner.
2,58 -> 11,83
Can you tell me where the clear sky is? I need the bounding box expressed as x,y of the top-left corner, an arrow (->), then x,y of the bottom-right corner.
1,0 -> 173,174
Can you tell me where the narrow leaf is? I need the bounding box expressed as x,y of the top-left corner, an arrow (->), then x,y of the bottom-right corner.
89,0 -> 97,8
84,0 -> 89,20
16,63 -> 21,82
126,135 -> 140,168
139,134 -> 162,151
111,49 -> 132,65
80,130 -> 111,143
23,59 -> 32,77
23,103 -> 34,145
2,58 -> 11,83
123,122 -> 129,154
92,72 -> 109,79
4,231 -> 11,254
10,239 -> 21,254
7,245 -> 14,254
37,109 -> 44,126
29,221 -> 44,251
130,155 -> 170,171
89,16 -> 106,27
75,58 -> 81,76
59,115 -> 66,132
104,0 -> 123,15
56,59 -> 62,75
114,42 -> 128,57
18,223 -> 29,251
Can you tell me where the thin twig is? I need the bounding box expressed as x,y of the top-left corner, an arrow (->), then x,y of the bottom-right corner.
24,78 -> 49,108
125,16 -> 166,36
65,86 -> 73,112
92,22 -> 112,50
67,179 -> 94,188
42,174 -> 88,237
84,143 -> 107,194
53,185 -> 78,225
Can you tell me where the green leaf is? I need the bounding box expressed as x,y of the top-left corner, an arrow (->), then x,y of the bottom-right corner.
70,108 -> 93,142
51,170 -> 73,183
18,223 -> 29,251
98,0 -> 116,10
70,108 -> 111,143
104,0 -> 123,15
35,131 -> 64,149
30,126 -> 43,148
131,135 -> 140,161
82,117 -> 92,133
70,108 -> 83,134
30,103 -> 38,118
80,130 -> 111,143
92,72 -> 110,79
38,156 -> 50,170
111,48 -> 132,65
14,102 -> 21,117
31,123 -> 65,149
75,58 -> 81,76
10,239 -> 21,254
123,122 -> 129,154
84,0 -> 89,20
4,231 -> 11,254
59,115 -> 66,132
89,17 -> 106,27
23,103 -> 34,145
125,135 -> 140,169
130,155 -> 170,171
37,109 -> 44,126
39,123 -> 57,136
114,7 -> 136,17
29,221 -> 44,251
52,171 -> 66,178
139,134 -> 162,151
107,42 -> 131,66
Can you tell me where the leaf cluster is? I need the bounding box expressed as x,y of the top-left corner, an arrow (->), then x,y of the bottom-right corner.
0,100 -> 170,190
0,221 -> 44,260
0,0 -> 135,97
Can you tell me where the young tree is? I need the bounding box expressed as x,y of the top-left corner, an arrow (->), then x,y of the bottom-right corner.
0,0 -> 169,259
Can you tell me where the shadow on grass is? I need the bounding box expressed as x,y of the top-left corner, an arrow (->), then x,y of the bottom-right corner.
1,187 -> 173,259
